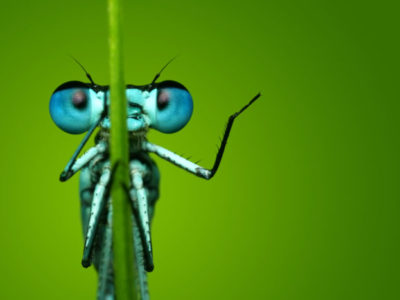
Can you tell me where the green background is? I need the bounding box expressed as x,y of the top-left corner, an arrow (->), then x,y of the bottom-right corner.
0,0 -> 399,299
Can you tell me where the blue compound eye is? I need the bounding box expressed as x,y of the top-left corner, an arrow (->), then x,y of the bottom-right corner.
152,81 -> 193,133
49,81 -> 95,134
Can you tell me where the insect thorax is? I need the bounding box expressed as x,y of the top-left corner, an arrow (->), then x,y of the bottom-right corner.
95,128 -> 148,154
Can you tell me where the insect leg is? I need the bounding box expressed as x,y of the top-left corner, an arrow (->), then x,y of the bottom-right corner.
121,182 -> 151,299
59,114 -> 105,181
60,141 -> 107,182
143,93 -> 260,179
143,142 -> 211,178
133,218 -> 150,300
82,162 -> 111,268
129,160 -> 154,272
97,201 -> 114,300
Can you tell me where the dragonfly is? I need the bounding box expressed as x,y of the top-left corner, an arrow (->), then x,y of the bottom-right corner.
49,60 -> 260,300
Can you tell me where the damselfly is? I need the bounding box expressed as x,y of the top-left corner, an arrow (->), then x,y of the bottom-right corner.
49,61 -> 260,300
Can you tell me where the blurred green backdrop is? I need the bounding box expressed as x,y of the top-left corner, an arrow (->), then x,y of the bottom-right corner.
0,0 -> 399,299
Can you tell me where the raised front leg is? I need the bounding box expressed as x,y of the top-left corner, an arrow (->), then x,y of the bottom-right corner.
143,93 -> 260,179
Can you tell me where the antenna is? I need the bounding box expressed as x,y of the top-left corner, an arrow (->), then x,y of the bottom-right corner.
149,56 -> 178,88
69,55 -> 96,87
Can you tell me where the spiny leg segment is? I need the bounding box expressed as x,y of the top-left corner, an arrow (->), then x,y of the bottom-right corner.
118,160 -> 152,299
129,160 -> 154,272
82,162 -> 111,268
144,93 -> 261,179
97,204 -> 114,300
133,219 -> 150,300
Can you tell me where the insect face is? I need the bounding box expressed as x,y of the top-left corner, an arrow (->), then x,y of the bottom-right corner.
124,88 -> 155,133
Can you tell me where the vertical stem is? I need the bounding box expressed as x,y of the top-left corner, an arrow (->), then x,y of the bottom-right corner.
108,0 -> 138,299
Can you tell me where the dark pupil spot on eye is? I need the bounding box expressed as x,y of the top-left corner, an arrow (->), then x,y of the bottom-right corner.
157,91 -> 169,110
72,90 -> 87,109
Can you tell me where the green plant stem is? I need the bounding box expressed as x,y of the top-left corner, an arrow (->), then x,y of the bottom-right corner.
108,0 -> 138,299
